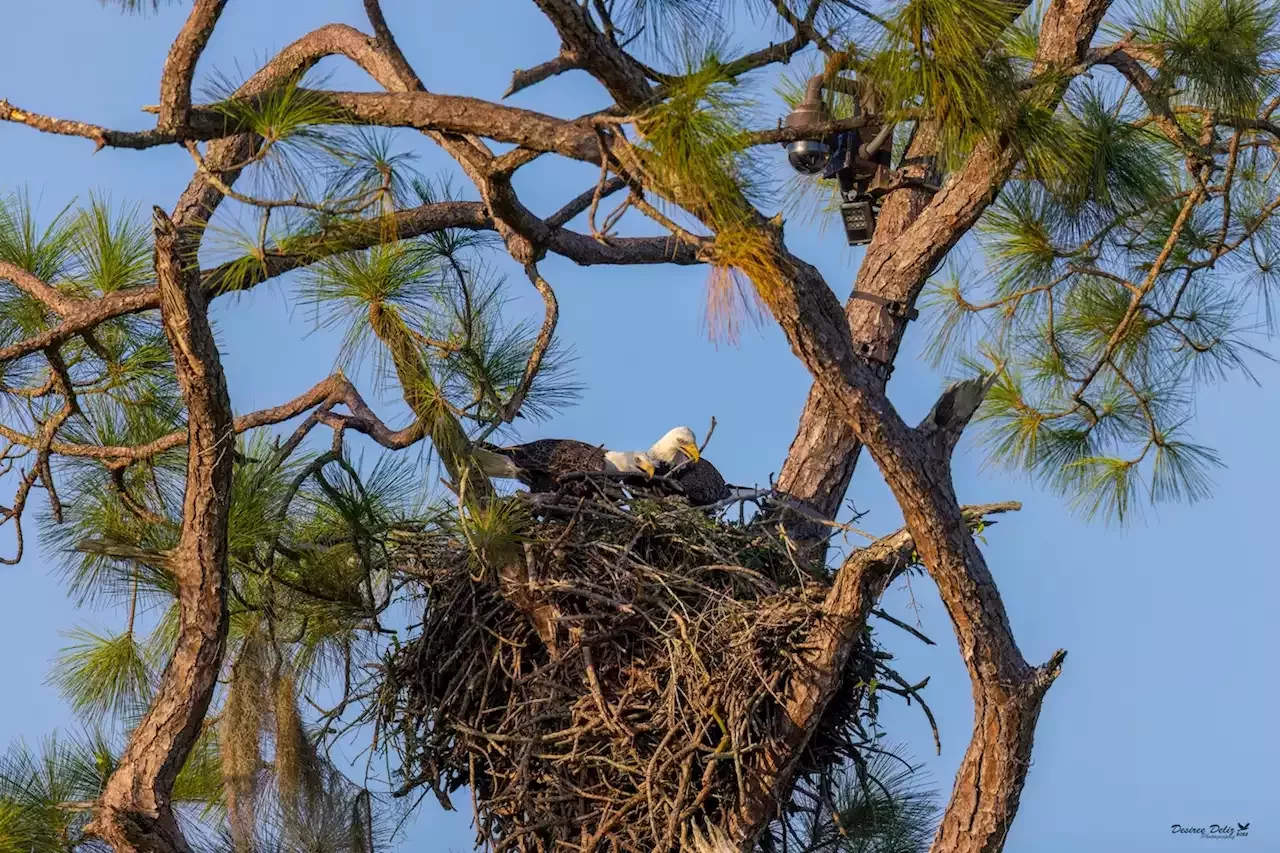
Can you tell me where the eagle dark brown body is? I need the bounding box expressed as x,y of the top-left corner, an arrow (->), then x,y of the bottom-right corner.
477,439 -> 606,491
659,458 -> 730,506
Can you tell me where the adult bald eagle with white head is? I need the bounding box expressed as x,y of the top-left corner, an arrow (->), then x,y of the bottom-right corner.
472,437 -> 657,492
647,426 -> 732,507
473,427 -> 732,505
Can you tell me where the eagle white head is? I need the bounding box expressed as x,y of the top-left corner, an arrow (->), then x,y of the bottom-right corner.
604,450 -> 657,478
649,426 -> 701,466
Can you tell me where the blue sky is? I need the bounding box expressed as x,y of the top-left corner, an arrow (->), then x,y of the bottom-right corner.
0,2 -> 1276,851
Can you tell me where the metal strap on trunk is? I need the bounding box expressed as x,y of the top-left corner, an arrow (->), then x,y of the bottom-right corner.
850,290 -> 919,321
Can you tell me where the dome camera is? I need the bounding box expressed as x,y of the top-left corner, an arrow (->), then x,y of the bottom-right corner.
786,138 -> 832,174
781,82 -> 832,176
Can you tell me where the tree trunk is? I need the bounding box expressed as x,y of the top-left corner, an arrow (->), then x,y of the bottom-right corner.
774,119 -> 943,550
86,210 -> 235,853
84,22 -> 412,853
878,441 -> 1065,853
774,174 -> 936,545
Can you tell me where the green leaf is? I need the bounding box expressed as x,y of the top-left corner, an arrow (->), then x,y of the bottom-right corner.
70,195 -> 153,295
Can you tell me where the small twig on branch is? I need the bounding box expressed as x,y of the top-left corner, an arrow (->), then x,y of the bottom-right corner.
699,417 -> 717,454
870,608 -> 936,646
505,52 -> 581,99
876,666 -> 941,755
547,175 -> 627,230
493,263 -> 559,427
0,99 -> 179,150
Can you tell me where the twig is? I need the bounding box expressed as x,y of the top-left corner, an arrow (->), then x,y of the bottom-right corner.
870,608 -> 936,646
699,416 -> 717,455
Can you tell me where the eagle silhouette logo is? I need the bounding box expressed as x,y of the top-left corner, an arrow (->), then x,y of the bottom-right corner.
1238,823 -> 1250,831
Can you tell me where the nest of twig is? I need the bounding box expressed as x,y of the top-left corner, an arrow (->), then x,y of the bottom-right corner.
378,485 -> 891,853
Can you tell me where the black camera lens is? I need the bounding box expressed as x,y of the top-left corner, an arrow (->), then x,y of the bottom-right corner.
786,139 -> 831,175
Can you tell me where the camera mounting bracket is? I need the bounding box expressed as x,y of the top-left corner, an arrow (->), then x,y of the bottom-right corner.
854,342 -> 895,379
848,291 -> 918,379
850,290 -> 919,321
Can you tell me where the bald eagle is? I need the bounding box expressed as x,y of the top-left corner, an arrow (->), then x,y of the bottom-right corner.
646,426 -> 731,507
647,426 -> 703,468
473,439 -> 655,492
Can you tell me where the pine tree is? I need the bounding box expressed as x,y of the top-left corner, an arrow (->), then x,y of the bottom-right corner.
1,1 -> 1276,852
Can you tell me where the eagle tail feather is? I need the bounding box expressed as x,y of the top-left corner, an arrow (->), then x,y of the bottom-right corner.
472,445 -> 521,478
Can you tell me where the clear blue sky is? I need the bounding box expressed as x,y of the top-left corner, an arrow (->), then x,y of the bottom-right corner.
1,2 -> 1276,851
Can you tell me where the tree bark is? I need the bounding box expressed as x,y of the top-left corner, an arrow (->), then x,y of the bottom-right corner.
85,210 -> 235,853
731,502 -> 1022,842
880,441 -> 1065,853
82,24 -> 425,853
738,236 -> 1070,853
749,6 -> 1111,850
156,0 -> 228,131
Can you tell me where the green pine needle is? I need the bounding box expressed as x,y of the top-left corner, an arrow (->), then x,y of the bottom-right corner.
1129,0 -> 1280,114
49,627 -> 154,720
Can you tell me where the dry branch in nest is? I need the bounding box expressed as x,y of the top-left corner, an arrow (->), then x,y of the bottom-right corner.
377,487 -> 920,853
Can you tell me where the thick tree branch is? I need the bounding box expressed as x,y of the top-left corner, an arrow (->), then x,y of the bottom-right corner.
9,83 -> 870,171
0,201 -> 698,369
0,99 -> 183,150
0,261 -> 83,316
362,0 -> 425,92
530,0 -> 654,109
170,23 -> 413,233
189,90 -> 605,161
734,502 -> 1022,841
3,373 -> 423,463
86,209 -> 235,853
157,0 -> 228,131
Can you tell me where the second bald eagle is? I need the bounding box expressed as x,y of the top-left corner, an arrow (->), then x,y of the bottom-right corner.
645,427 -> 731,507
472,439 -> 654,492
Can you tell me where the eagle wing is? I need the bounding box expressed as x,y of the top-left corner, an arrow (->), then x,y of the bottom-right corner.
480,439 -> 606,491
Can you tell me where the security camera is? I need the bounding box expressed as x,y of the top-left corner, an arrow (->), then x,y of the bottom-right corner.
781,79 -> 832,175
780,74 -> 895,247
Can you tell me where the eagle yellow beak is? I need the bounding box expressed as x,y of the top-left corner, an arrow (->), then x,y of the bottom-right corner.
638,457 -> 656,479
679,441 -> 701,463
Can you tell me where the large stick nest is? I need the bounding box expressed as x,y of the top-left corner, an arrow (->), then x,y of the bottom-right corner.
378,487 -> 892,852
